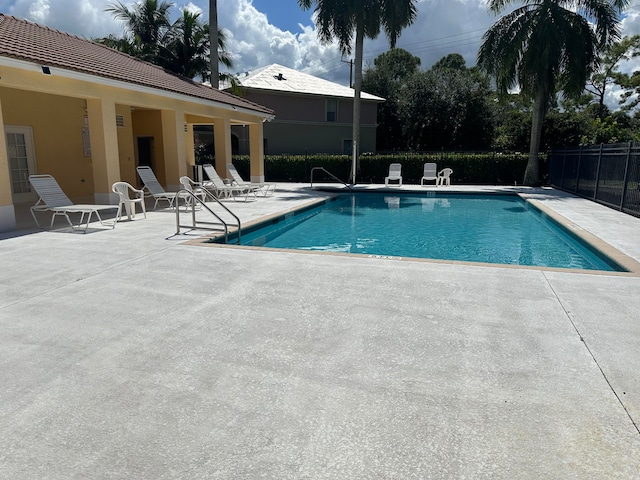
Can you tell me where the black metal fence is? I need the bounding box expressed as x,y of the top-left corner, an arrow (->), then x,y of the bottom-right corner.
548,142 -> 640,217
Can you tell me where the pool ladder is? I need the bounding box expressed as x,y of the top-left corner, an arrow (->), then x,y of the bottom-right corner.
310,167 -> 352,191
174,188 -> 242,244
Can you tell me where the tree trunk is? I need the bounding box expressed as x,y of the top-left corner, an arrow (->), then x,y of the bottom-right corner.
350,25 -> 364,184
523,86 -> 546,186
209,0 -> 219,88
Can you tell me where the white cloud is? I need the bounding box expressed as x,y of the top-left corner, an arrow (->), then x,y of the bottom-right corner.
5,0 -> 640,96
216,0 -> 342,82
8,0 -> 119,38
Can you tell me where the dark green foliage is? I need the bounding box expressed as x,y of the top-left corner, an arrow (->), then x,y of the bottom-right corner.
362,48 -> 421,150
99,0 -> 232,81
477,0 -> 630,185
401,68 -> 495,150
232,152 -> 530,185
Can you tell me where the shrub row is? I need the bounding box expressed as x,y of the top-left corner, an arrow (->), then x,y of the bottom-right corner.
231,152 -> 534,185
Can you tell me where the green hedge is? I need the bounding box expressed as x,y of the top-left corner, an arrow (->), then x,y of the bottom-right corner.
231,152 -> 533,185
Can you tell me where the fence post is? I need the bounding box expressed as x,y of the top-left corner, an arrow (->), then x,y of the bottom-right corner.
490,152 -> 495,184
593,143 -> 604,201
575,145 -> 583,193
620,141 -> 633,211
559,146 -> 566,188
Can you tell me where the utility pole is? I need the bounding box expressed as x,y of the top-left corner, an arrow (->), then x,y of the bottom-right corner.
341,57 -> 353,88
209,0 -> 219,88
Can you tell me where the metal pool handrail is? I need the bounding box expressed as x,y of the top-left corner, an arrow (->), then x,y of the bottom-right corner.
175,188 -> 242,244
310,167 -> 352,191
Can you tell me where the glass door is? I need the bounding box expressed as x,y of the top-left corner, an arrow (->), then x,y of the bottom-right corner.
5,126 -> 37,203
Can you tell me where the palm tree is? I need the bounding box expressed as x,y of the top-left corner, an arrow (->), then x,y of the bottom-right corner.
106,0 -> 173,62
478,0 -> 629,186
101,1 -> 233,84
298,0 -> 417,184
158,10 -> 210,80
158,11 -> 233,82
95,34 -> 138,56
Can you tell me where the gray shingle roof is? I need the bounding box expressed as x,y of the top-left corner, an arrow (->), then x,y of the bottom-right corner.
0,14 -> 273,117
235,64 -> 385,102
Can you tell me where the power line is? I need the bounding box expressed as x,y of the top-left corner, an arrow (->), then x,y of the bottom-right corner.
309,39 -> 485,77
304,25 -> 493,77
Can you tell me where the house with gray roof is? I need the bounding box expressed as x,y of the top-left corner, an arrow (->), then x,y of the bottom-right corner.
0,14 -> 273,232
225,64 -> 384,155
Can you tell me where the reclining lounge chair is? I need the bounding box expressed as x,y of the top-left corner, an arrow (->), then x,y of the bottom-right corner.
29,174 -> 118,233
201,164 -> 259,201
385,163 -> 403,186
421,163 -> 437,186
226,163 -> 276,196
136,166 -> 186,209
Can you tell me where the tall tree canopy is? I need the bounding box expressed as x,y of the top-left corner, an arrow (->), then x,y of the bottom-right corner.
99,0 -> 232,82
362,48 -> 420,150
586,35 -> 640,118
106,0 -> 172,62
401,61 -> 494,151
156,10 -> 209,80
478,0 -> 629,185
298,0 -> 418,183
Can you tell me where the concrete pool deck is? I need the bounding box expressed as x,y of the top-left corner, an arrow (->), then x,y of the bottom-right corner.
1,184 -> 640,478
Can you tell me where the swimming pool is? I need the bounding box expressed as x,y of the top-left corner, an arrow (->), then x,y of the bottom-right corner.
230,193 -> 623,271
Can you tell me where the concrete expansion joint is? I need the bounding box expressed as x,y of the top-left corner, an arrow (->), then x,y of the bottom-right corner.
541,271 -> 640,436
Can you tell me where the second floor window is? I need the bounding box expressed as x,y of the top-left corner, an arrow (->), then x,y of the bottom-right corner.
326,99 -> 337,122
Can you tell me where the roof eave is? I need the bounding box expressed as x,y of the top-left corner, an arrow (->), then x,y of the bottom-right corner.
237,85 -> 385,102
0,55 -> 275,121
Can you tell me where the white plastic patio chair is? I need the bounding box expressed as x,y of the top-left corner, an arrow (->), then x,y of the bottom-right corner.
437,168 -> 453,186
112,181 -> 146,221
385,163 -> 402,186
421,163 -> 437,186
179,176 -> 209,208
226,163 -> 276,196
28,174 -> 118,233
136,166 -> 185,209
201,164 -> 259,201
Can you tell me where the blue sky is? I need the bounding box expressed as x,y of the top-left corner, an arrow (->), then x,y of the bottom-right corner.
251,0 -> 314,33
0,0 -> 501,84
2,0 -> 640,105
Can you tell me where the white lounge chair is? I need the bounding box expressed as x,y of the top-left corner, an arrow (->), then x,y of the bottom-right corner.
421,163 -> 437,186
385,163 -> 402,186
384,196 -> 400,209
136,166 -> 186,209
201,164 -> 259,201
226,163 -> 276,196
112,181 -> 146,221
28,174 -> 118,233
437,168 -> 453,186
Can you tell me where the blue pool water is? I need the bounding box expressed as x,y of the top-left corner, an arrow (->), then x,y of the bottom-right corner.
236,194 -> 622,271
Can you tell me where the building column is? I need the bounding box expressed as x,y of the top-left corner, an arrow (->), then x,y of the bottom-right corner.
185,123 -> 196,180
0,97 -> 16,232
161,109 -> 187,190
249,121 -> 265,183
86,97 -> 121,204
213,117 -> 231,178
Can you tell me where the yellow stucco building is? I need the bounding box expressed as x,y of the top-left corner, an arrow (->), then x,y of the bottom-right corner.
0,14 -> 274,232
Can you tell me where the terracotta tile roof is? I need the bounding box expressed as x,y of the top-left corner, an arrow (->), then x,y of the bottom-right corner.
0,14 -> 273,117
